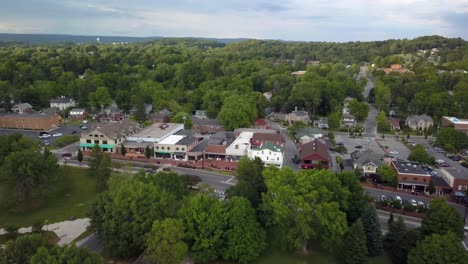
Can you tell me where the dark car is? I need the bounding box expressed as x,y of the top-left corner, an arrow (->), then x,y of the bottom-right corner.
70,131 -> 77,134
355,145 -> 362,149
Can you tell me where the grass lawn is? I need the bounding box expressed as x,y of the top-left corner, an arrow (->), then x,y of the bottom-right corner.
0,166 -> 99,227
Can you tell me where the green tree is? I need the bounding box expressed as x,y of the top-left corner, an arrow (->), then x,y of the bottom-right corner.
338,172 -> 368,223
120,144 -> 126,156
262,168 -> 349,253
30,245 -> 99,264
327,112 -> 341,130
0,234 -> 46,264
145,145 -> 153,159
89,176 -> 180,258
385,215 -> 408,264
348,99 -> 370,122
222,197 -> 266,264
217,95 -> 257,130
408,144 -> 434,164
32,220 -> 44,234
133,97 -> 147,123
89,86 -> 111,109
378,165 -> 397,187
77,148 -> 83,162
376,111 -> 390,133
227,157 -> 266,208
421,197 -> 465,240
145,218 -> 188,264
407,232 -> 468,264
181,193 -> 225,263
89,144 -> 112,191
362,206 -> 383,257
436,127 -> 468,152
339,219 -> 368,264
171,111 -> 193,129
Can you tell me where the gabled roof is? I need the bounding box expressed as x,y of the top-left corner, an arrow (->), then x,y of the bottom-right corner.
300,139 -> 330,160
388,118 -> 400,128
251,133 -> 283,143
256,142 -> 283,152
12,103 -> 32,110
159,109 -> 171,116
88,119 -> 139,140
405,114 -> 433,123
50,97 -> 75,104
191,116 -> 222,126
354,150 -> 384,167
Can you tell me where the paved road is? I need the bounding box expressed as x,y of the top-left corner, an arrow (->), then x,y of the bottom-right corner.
267,120 -> 300,171
0,124 -> 84,146
377,209 -> 421,234
364,105 -> 379,138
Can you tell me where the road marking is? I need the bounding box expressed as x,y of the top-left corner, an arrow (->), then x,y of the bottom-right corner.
226,176 -> 235,183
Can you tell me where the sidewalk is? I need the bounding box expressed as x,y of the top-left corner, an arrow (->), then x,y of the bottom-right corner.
0,218 -> 89,246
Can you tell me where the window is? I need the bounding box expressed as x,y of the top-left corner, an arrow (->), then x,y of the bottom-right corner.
94,140 -> 99,144
182,148 -> 185,151
100,135 -> 104,137
161,146 -> 164,150
413,177 -> 417,181
262,151 -> 264,154
235,145 -> 239,149
103,140 -> 107,144
94,134 -> 98,137
403,177 -> 408,180
176,147 -> 179,151
86,140 -> 91,143
155,146 -> 159,150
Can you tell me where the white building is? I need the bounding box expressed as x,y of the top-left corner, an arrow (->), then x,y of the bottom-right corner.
249,142 -> 283,168
50,96 -> 76,110
226,132 -> 253,159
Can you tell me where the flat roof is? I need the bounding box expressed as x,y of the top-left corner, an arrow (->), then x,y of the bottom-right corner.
159,135 -> 185,145
444,116 -> 468,125
127,123 -> 183,143
441,167 -> 468,180
393,161 -> 429,176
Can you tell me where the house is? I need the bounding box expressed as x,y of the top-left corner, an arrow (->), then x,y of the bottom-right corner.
268,112 -> 287,122
0,112 -> 60,130
11,103 -> 33,114
50,96 -> 76,111
294,128 -> 324,144
299,139 -> 330,169
249,142 -> 284,168
194,110 -> 208,119
388,118 -> 401,131
341,114 -> 356,128
69,109 -> 88,120
342,97 -> 354,115
353,150 -> 384,176
254,119 -> 268,129
393,161 -> 430,194
250,133 -> 284,148
79,119 -> 140,153
313,118 -> 329,129
99,106 -> 125,122
405,114 -> 433,131
148,109 -> 171,123
287,107 -> 310,124
129,103 -> 153,115
441,116 -> 468,134
226,132 -> 254,160
191,116 -> 224,134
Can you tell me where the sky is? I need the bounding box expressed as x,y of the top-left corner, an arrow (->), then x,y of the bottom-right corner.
0,0 -> 467,41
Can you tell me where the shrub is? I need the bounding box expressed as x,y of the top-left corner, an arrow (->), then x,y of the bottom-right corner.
392,201 -> 402,209
55,135 -> 79,147
404,204 -> 416,212
32,220 -> 44,233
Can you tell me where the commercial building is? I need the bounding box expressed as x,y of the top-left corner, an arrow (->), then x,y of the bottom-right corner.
299,139 -> 330,169
0,112 -> 60,130
50,96 -> 76,110
441,116 -> 468,134
69,109 -> 88,120
250,133 -> 284,148
393,161 -> 430,194
226,132 -> 253,160
249,142 -> 283,168
439,167 -> 468,194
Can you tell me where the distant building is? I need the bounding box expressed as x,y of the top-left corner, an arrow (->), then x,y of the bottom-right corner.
191,115 -> 224,134
294,128 -> 324,144
194,110 -> 208,119
0,112 -> 60,131
263,92 -> 273,102
287,107 -> 309,125
353,150 -> 384,176
99,106 -> 126,122
69,109 -> 88,120
441,116 -> 468,134
249,142 -> 284,168
129,103 -> 153,115
405,114 -> 433,131
341,114 -> 356,128
388,118 -> 401,131
253,119 -> 268,129
313,117 -> 329,129
148,109 -> 171,123
391,64 -> 402,70
50,96 -> 76,111
250,133 -> 284,148
11,103 -> 33,114
299,139 -> 330,169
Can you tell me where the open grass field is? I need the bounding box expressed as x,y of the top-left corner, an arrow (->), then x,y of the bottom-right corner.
0,166 -> 99,227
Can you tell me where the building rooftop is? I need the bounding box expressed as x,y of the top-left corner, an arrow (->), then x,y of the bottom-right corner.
440,167 -> 468,180
88,119 -> 139,140
50,96 -> 75,104
392,161 -> 429,176
127,123 -> 183,143
251,133 -> 283,143
191,116 -> 221,126
443,116 -> 468,125
159,135 -> 185,145
300,139 -> 330,160
176,136 -> 198,146
226,132 -> 253,156
295,128 -> 324,139
255,142 -> 283,152
354,150 -> 384,167
190,138 -> 209,152
0,112 -> 56,118
234,128 -> 277,135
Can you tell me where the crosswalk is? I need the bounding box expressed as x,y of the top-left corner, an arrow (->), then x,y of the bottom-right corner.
214,189 -> 226,201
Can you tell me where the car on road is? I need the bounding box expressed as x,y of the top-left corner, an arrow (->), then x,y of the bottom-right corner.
395,196 -> 402,203
80,125 -> 88,130
61,153 -> 72,160
39,134 -> 51,139
355,145 -> 362,149
70,131 -> 77,134
53,133 -> 62,137
389,151 -> 399,155
411,199 -> 417,206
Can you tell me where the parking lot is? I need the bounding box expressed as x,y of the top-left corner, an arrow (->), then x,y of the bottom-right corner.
0,124 -> 85,146
333,133 -> 386,159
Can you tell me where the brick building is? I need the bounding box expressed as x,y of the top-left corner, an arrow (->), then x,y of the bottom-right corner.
441,116 -> 468,134
393,161 -> 430,194
299,139 -> 330,169
0,112 -> 60,130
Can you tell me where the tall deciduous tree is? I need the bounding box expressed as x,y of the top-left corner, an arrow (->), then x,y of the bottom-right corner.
227,157 -> 266,208
89,144 -> 112,191
385,215 -> 408,264
421,197 -> 465,240
145,145 -> 153,159
407,232 -> 468,264
171,111 -> 193,129
77,148 -> 83,162
436,127 -> 468,152
338,172 -> 368,223
120,144 -> 126,156
362,206 -> 383,257
348,99 -> 370,122
262,168 -> 349,253
408,144 -> 434,164
145,218 -> 188,264
217,95 -> 257,130
89,86 -> 111,109
339,219 -> 368,264
378,165 -> 397,187
30,245 -> 99,264
376,111 -> 390,133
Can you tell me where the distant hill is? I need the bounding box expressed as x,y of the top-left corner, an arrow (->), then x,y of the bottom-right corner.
0,33 -> 249,44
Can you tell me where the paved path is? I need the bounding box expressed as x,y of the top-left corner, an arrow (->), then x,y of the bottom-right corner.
0,218 -> 90,246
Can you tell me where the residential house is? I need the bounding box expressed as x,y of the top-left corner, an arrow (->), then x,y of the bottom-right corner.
249,142 -> 284,168
393,161 -> 430,194
299,139 -> 330,169
191,116 -> 224,134
11,103 -> 33,114
194,110 -> 208,119
80,119 -> 140,153
254,119 -> 268,129
294,128 -> 323,144
268,112 -> 287,122
441,116 -> 468,134
405,114 -> 433,131
250,133 -> 284,148
129,103 -> 153,115
353,150 -> 384,176
50,96 -> 76,111
69,109 -> 88,120
226,132 -> 254,160
99,106 -> 125,122
287,107 -> 310,125
388,118 -> 401,131
148,109 -> 171,123
342,96 -> 354,115
313,117 -> 329,129
341,114 -> 356,128
391,64 -> 402,71
0,112 -> 60,130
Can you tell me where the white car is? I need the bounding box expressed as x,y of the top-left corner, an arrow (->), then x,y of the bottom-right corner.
389,151 -> 399,155
39,134 -> 51,139
44,140 -> 50,146
411,199 -> 417,206
418,201 -> 425,207
395,196 -> 402,202
53,133 -> 62,137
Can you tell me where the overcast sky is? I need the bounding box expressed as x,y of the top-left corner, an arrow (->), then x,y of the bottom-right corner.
0,0 -> 467,41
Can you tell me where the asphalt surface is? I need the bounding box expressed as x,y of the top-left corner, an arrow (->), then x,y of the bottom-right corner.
267,120 -> 301,171
0,124 -> 85,146
377,209 -> 421,234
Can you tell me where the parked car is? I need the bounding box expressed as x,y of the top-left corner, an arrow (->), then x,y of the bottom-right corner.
39,133 -> 51,139
418,201 -> 425,207
80,125 -> 88,130
82,120 -> 88,124
411,199 -> 417,206
70,131 -> 77,134
355,145 -> 362,149
395,196 -> 402,203
53,133 -> 62,137
44,140 -> 50,146
61,153 -> 72,160
380,195 -> 387,202
389,150 -> 399,155
366,128 -> 370,132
